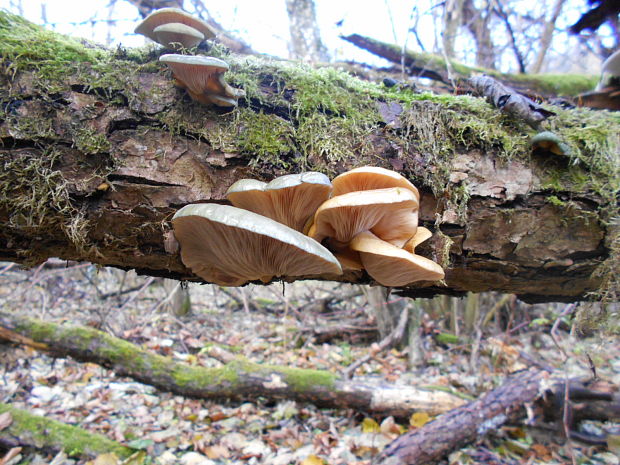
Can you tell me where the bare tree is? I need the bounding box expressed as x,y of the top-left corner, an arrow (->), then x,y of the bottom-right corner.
285,0 -> 329,62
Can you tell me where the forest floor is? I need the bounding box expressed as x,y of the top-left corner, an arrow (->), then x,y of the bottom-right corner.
0,260 -> 618,465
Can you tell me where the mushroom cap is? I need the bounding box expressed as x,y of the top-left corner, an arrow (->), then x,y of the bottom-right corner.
403,226 -> 433,254
226,172 -> 332,232
153,23 -> 204,49
226,179 -> 273,219
160,54 -> 229,95
309,187 -> 419,247
135,8 -> 216,42
602,50 -> 620,76
159,54 -> 244,107
332,166 -> 420,200
172,204 -> 342,286
531,131 -> 571,156
350,231 -> 444,287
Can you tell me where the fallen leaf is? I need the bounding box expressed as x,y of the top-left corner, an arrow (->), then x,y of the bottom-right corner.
410,412 -> 430,428
300,455 -> 325,465
0,412 -> 13,430
361,417 -> 380,433
93,453 -> 119,465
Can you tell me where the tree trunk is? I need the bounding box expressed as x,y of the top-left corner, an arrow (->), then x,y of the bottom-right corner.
285,0 -> 329,62
0,311 -> 467,417
0,12 -> 617,303
530,0 -> 567,74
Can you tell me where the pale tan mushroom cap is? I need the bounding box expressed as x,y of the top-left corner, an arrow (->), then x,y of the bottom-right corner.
350,231 -> 444,287
310,187 -> 418,247
332,166 -> 420,200
153,23 -> 204,49
135,8 -> 216,41
172,204 -> 342,286
226,173 -> 332,232
160,54 -> 244,107
403,226 -> 433,253
226,179 -> 272,218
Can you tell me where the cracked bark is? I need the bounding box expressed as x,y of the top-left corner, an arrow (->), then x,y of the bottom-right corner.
0,13 -> 617,303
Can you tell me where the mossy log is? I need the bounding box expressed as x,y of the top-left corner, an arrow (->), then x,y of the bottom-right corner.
341,33 -> 599,98
0,403 -> 135,459
0,310 -> 466,417
0,12 -> 618,302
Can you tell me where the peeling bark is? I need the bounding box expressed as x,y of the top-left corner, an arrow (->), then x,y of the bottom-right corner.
0,311 -> 466,417
374,367 -> 548,465
0,12 -> 618,302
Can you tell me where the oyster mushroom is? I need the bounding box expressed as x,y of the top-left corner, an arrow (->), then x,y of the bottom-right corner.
172,204 -> 342,286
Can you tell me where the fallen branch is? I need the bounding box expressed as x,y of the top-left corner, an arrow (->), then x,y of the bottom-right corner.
373,367 -> 549,465
0,311 -> 465,417
0,403 -> 134,459
343,307 -> 408,379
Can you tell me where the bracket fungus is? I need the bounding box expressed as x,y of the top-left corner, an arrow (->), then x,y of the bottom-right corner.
332,166 -> 420,199
308,187 -> 419,248
350,231 -> 445,287
172,204 -> 342,286
403,227 -> 433,254
159,54 -> 245,107
226,172 -> 332,232
135,8 -> 216,47
152,23 -> 205,49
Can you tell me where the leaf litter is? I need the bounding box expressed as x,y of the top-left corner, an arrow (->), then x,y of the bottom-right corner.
0,260 -> 618,465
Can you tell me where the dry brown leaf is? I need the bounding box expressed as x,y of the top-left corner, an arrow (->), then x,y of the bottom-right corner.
0,412 -> 13,430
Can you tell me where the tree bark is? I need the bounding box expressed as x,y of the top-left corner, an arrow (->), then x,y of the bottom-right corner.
0,403 -> 135,459
374,367 -> 548,465
0,12 -> 617,303
0,311 -> 467,417
530,0 -> 567,74
341,33 -> 599,97
285,0 -> 329,62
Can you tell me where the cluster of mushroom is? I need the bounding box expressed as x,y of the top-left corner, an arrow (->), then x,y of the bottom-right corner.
135,8 -> 244,107
171,167 -> 444,288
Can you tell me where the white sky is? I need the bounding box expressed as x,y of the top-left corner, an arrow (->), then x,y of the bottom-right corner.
1,0 -> 608,73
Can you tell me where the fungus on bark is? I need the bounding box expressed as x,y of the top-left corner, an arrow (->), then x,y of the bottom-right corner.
403,227 -> 433,254
332,166 -> 420,200
308,187 -> 419,249
226,172 -> 332,232
350,231 -> 445,287
159,54 -> 245,107
152,23 -> 205,49
172,204 -> 342,286
135,8 -> 216,46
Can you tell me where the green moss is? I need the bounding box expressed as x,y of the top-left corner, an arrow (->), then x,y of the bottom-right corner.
0,11 -> 105,77
0,403 -> 134,458
73,126 -> 111,154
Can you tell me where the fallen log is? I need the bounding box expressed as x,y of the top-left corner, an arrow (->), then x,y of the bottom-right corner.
373,367 -> 549,465
0,311 -> 466,417
373,368 -> 620,465
0,403 -> 135,459
340,33 -> 598,98
0,12 -> 618,302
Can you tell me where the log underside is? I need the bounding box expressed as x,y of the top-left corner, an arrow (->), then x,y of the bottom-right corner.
0,12 -> 618,303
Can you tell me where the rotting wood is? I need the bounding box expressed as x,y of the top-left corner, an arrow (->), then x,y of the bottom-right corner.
0,12 -> 618,302
374,367 -> 620,465
374,367 -> 549,465
0,403 -> 135,459
0,311 -> 467,417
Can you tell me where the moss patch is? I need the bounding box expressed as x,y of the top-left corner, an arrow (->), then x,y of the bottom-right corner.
0,402 -> 135,458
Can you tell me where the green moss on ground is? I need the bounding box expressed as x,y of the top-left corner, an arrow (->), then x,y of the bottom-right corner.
0,403 -> 135,458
